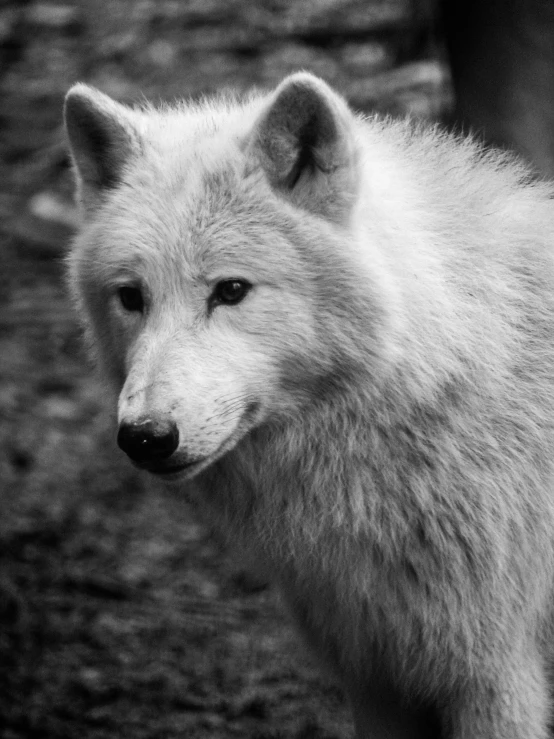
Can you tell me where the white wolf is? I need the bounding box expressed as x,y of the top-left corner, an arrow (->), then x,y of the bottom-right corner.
65,72 -> 554,738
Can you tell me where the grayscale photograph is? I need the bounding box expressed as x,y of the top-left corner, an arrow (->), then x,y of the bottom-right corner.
1,1 -> 554,737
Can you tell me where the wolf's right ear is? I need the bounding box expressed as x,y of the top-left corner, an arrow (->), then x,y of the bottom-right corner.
64,85 -> 140,215
247,73 -> 360,224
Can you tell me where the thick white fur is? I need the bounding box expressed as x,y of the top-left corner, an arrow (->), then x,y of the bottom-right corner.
65,74 -> 554,738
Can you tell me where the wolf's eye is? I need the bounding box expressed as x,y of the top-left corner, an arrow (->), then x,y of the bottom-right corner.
118,286 -> 144,312
212,280 -> 252,307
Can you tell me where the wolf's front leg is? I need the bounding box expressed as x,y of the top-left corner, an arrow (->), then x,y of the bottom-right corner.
444,650 -> 550,739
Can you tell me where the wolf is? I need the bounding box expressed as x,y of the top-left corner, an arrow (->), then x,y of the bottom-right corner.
64,72 -> 554,738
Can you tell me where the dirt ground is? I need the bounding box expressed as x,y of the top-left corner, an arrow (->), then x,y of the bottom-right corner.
0,2 -> 450,737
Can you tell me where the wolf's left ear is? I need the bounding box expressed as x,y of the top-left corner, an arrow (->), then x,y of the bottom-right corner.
247,73 -> 360,224
64,84 -> 141,215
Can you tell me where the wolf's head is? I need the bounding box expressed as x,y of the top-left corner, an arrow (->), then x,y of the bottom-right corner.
64,73 -> 393,479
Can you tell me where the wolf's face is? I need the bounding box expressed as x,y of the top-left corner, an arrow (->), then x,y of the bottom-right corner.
65,74 -> 368,479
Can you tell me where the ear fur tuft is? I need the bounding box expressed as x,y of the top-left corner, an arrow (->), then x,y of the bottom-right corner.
64,85 -> 139,213
249,73 -> 360,223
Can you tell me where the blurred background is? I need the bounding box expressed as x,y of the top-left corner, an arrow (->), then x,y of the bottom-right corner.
1,1 -> 552,737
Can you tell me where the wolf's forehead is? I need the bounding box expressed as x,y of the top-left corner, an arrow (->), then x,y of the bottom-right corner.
96,160 -> 295,288
133,133 -> 237,204
132,148 -> 248,237
98,101 -> 290,274
99,156 -> 259,278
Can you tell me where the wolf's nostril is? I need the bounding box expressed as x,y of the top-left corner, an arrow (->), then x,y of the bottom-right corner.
117,418 -> 179,463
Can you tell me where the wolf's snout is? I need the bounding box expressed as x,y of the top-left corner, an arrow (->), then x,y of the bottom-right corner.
117,418 -> 179,464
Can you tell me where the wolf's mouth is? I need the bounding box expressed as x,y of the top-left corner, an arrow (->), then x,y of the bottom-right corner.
135,460 -> 200,477
150,463 -> 198,476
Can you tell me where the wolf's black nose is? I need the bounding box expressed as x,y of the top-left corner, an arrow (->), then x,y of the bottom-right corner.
117,418 -> 179,464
